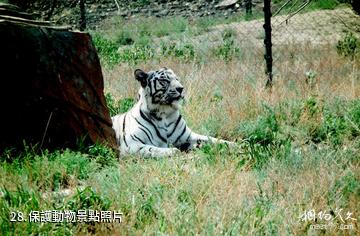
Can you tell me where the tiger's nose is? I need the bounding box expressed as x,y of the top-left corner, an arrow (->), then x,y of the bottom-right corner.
176,87 -> 184,94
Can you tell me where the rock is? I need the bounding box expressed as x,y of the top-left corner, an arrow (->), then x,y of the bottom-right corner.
159,9 -> 169,16
215,0 -> 238,9
0,19 -> 117,152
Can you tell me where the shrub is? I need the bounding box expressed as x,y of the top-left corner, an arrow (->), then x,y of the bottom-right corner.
105,93 -> 135,116
348,99 -> 360,137
197,142 -> 233,166
337,32 -> 360,59
153,17 -> 188,37
115,30 -> 134,46
240,108 -> 280,147
91,34 -> 120,68
160,42 -> 196,61
48,150 -> 96,181
118,45 -> 155,64
322,108 -> 348,146
87,143 -> 118,168
213,29 -> 241,62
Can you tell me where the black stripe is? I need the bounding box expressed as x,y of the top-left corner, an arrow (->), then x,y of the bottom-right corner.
174,125 -> 187,144
149,79 -> 153,95
122,114 -> 128,147
174,131 -> 191,148
138,127 -> 154,145
159,127 -> 167,131
134,135 -> 146,144
152,80 -> 165,95
168,115 -> 182,138
122,114 -> 127,133
131,134 -> 146,145
134,117 -> 154,139
139,146 -> 145,151
140,109 -> 167,143
184,132 -> 192,142
153,79 -> 157,92
166,121 -> 174,128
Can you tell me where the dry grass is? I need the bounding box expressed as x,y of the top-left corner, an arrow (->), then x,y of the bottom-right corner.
92,32 -> 360,234
104,42 -> 359,138
96,15 -> 360,232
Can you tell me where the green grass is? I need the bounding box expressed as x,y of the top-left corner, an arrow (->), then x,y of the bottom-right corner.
307,0 -> 347,10
1,97 -> 359,234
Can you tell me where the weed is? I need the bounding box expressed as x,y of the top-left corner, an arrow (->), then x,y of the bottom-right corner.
92,34 -> 120,68
337,32 -> 360,59
134,35 -> 152,47
66,186 -> 111,211
348,99 -> 360,137
135,195 -> 157,229
328,171 -> 360,209
105,93 -> 135,116
118,45 -> 155,65
160,42 -> 196,61
195,17 -> 216,33
197,142 -> 232,165
213,29 -> 241,61
115,30 -> 134,46
0,187 -> 45,235
240,107 -> 281,147
87,143 -> 118,168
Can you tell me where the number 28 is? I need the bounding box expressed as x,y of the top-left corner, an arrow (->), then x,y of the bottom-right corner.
10,211 -> 24,222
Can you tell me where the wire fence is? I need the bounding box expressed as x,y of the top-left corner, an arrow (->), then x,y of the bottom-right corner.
48,0 -> 359,91
269,1 -> 358,93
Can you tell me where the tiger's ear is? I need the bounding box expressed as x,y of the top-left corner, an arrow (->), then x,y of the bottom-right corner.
134,69 -> 148,88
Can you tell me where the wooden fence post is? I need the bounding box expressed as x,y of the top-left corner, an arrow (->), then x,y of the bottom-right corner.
263,0 -> 273,88
79,0 -> 86,31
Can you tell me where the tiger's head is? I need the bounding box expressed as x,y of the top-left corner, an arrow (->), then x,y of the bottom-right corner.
135,68 -> 185,112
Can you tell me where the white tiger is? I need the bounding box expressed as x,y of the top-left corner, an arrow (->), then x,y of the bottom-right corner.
111,68 -> 232,157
